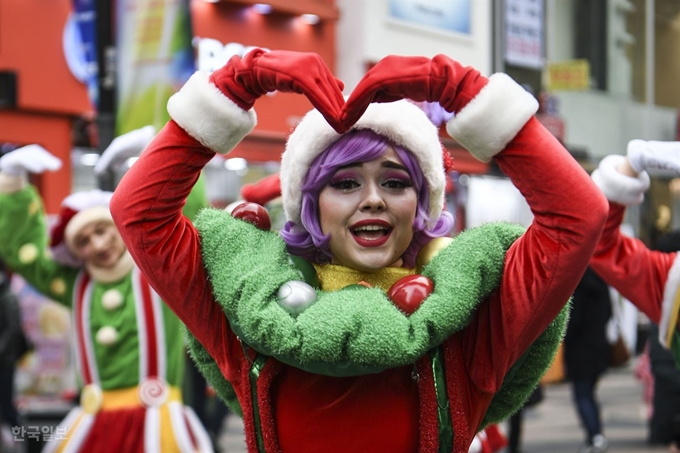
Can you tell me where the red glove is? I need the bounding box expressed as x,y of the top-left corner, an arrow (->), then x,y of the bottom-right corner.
343,54 -> 488,129
210,49 -> 346,133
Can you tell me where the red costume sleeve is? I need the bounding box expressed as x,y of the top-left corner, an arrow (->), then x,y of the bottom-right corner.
589,201 -> 676,324
110,121 -> 244,382
462,117 -> 608,393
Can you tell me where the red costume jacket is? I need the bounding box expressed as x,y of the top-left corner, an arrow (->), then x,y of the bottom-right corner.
589,155 -> 680,351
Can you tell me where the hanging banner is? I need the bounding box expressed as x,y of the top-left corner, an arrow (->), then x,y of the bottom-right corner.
115,0 -> 195,134
505,0 -> 544,69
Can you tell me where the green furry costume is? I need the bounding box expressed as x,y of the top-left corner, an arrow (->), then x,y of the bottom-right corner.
184,212 -> 567,429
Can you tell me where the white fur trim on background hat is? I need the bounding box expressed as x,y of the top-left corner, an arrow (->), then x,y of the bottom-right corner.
50,190 -> 114,267
281,99 -> 445,225
446,73 -> 539,162
591,154 -> 651,206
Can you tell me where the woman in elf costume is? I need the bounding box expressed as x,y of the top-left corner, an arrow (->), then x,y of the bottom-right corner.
110,50 -> 608,452
236,110 -> 509,453
589,140 -> 680,366
0,129 -> 213,452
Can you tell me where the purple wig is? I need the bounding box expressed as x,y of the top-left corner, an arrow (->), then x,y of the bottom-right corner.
280,129 -> 454,267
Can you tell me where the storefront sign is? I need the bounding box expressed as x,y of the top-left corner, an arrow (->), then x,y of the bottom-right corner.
546,59 -> 591,91
387,0 -> 471,35
195,38 -> 268,73
505,0 -> 544,69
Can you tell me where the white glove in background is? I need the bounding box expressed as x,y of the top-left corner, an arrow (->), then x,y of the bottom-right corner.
627,139 -> 680,175
94,125 -> 156,175
0,144 -> 62,176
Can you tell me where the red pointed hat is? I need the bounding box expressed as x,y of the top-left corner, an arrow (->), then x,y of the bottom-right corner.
49,190 -> 114,266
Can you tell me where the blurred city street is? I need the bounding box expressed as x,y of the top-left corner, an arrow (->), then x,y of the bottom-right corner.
214,360 -> 667,453
519,362 -> 664,453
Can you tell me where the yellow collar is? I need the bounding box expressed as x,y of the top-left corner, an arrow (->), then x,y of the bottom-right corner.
312,263 -> 414,292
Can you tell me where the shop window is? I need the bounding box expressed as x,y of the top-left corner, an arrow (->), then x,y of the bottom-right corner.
572,0 -> 643,97
574,0 -> 608,91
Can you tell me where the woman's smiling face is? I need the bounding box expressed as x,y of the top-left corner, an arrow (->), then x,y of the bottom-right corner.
318,146 -> 418,271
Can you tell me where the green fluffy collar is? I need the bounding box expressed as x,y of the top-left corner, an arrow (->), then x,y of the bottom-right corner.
184,208 -> 567,423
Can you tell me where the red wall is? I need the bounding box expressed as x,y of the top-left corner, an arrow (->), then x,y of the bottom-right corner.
0,0 -> 92,213
0,0 -> 339,209
191,0 -> 338,161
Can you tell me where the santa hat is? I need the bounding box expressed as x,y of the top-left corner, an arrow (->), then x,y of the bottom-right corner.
280,99 -> 446,225
49,190 -> 114,267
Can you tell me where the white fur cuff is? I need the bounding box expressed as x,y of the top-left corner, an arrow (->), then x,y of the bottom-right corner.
446,73 -> 539,162
591,154 -> 650,206
167,71 -> 257,155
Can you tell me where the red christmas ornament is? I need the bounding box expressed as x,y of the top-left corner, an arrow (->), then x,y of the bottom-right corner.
387,274 -> 434,315
231,202 -> 271,231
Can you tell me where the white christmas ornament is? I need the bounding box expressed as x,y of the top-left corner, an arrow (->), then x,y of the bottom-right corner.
276,280 -> 317,315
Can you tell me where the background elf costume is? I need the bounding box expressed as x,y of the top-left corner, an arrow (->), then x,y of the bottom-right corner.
0,136 -> 213,452
111,50 -> 608,452
590,144 -> 680,366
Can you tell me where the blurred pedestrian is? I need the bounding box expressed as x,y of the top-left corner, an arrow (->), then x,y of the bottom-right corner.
0,131 -> 213,452
506,384 -> 543,453
0,259 -> 30,452
644,231 -> 680,449
563,267 -> 612,453
635,343 -> 654,425
646,323 -> 680,448
185,359 -> 230,452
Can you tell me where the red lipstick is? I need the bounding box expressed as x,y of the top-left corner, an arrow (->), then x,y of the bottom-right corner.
350,219 -> 392,247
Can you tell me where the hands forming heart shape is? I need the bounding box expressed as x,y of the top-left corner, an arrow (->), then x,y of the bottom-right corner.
300,53 -> 487,134
251,52 -> 451,134
212,49 -> 487,135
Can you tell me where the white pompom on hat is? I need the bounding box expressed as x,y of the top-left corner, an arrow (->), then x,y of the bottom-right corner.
280,100 -> 446,225
50,190 -> 114,267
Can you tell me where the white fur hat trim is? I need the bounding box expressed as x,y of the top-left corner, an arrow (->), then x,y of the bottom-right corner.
591,154 -> 650,206
167,71 -> 257,155
446,73 -> 539,162
281,99 -> 445,225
